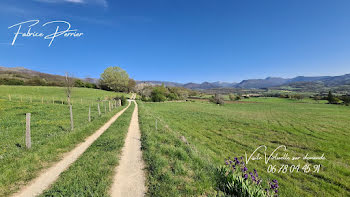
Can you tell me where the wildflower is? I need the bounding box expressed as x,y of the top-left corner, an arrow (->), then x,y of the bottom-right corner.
244,173 -> 248,180
254,169 -> 258,177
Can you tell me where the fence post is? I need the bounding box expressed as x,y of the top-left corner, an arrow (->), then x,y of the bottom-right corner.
109,101 -> 111,112
8,94 -> 11,101
26,113 -> 31,149
88,105 -> 91,122
98,103 -> 101,116
119,99 -> 121,106
81,98 -> 83,104
70,105 -> 74,130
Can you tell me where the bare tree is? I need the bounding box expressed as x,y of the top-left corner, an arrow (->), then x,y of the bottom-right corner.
65,72 -> 75,130
65,72 -> 74,105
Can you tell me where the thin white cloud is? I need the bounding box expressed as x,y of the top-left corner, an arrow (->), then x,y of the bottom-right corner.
34,0 -> 107,7
65,0 -> 84,3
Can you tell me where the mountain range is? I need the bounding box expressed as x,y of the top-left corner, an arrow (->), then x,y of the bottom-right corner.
138,74 -> 350,90
1,66 -> 350,90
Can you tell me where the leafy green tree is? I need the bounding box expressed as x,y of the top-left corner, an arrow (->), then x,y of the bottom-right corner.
74,79 -> 85,87
127,78 -> 136,93
100,66 -> 129,92
151,86 -> 168,102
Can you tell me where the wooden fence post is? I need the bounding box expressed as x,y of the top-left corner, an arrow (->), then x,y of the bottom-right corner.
81,98 -> 83,104
26,113 -> 31,149
119,99 -> 121,106
70,105 -> 74,130
88,105 -> 91,122
8,94 -> 11,101
98,103 -> 101,116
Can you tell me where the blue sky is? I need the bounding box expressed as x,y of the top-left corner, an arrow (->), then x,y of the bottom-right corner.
0,0 -> 350,83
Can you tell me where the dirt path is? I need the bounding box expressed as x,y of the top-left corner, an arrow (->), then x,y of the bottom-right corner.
110,100 -> 146,197
13,102 -> 131,197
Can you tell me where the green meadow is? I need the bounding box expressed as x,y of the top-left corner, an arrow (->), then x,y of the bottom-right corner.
138,98 -> 350,196
0,85 -> 128,196
0,85 -> 129,103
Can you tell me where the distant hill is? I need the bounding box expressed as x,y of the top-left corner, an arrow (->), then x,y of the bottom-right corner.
0,66 -> 96,87
136,80 -> 183,87
235,77 -> 288,89
0,66 -> 67,84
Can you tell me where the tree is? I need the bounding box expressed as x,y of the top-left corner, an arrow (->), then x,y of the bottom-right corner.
74,79 -> 85,87
100,66 -> 129,92
229,94 -> 235,101
340,95 -> 350,106
151,86 -> 167,102
127,78 -> 136,93
327,91 -> 336,104
209,94 -> 225,105
64,72 -> 74,105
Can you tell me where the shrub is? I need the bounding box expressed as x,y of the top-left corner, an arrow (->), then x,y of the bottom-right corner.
235,95 -> 241,101
151,86 -> 167,102
340,96 -> 350,106
217,157 -> 279,197
0,78 -> 24,85
229,94 -> 235,101
209,94 -> 225,105
291,94 -> 304,100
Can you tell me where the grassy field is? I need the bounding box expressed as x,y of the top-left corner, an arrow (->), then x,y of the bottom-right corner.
138,98 -> 350,196
40,102 -> 135,196
0,85 -> 130,103
0,85 -> 128,196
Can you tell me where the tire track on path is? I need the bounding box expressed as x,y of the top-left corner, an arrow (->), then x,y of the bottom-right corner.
110,99 -> 146,197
